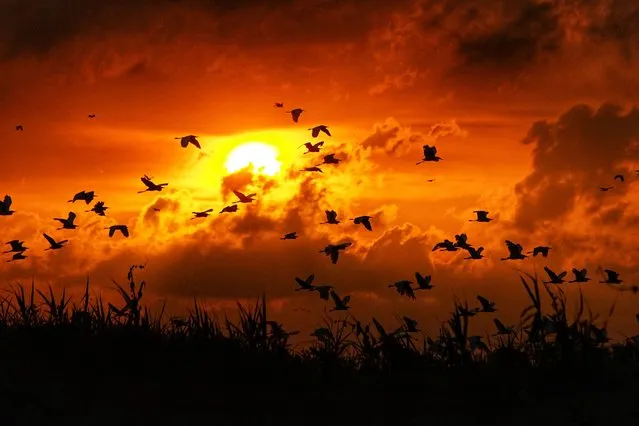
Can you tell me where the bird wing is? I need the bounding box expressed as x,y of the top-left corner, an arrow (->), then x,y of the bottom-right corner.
544,266 -> 557,280
614,175 -> 624,182
295,277 -> 307,288
477,295 -> 489,307
191,139 -> 201,149
179,137 -> 189,148
330,249 -> 339,264
557,271 -> 567,279
362,218 -> 372,231
69,212 -> 77,221
122,227 -> 129,237
311,127 -> 320,138
233,190 -> 245,201
330,291 -> 341,305
342,295 -> 350,305
325,154 -> 335,161
108,227 -> 115,237
322,127 -> 331,136
4,195 -> 11,209
43,233 -> 56,246
336,242 -> 351,250
315,142 -> 324,148
141,177 -> 153,188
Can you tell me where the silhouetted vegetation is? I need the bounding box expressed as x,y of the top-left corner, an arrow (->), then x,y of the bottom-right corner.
0,265 -> 638,426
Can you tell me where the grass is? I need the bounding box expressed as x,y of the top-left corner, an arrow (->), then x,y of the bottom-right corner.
0,265 -> 638,426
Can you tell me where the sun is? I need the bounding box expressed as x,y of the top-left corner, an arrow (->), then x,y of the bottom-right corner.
224,142 -> 281,176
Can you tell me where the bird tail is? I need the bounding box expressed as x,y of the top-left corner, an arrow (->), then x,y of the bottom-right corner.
137,190 -> 148,194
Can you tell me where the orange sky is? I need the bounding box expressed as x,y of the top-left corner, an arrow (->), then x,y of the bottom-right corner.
1,0 -> 639,338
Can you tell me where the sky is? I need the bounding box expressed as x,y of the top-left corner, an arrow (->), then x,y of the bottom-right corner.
1,0 -> 639,338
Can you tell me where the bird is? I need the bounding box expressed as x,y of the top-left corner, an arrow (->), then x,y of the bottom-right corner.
432,239 -> 458,252
274,102 -> 284,108
569,268 -> 590,283
402,316 -> 419,333
493,319 -> 514,336
469,210 -> 492,222
600,269 -> 623,284
0,195 -> 15,216
287,108 -> 304,123
3,240 -> 27,253
298,141 -> 324,153
388,280 -> 416,300
68,190 -> 96,205
232,190 -> 257,204
319,242 -> 351,264
350,215 -> 372,231
414,272 -> 434,290
468,336 -> 488,352
88,114 -> 96,119
15,125 -> 23,131
138,175 -> 168,193
43,233 -> 68,250
6,252 -> 27,262
454,233 -> 472,250
153,208 -> 161,212
175,135 -> 201,149
54,212 -> 78,230
220,205 -> 239,214
329,291 -> 350,311
86,201 -> 108,216
313,285 -> 334,301
318,154 -> 340,165
457,306 -> 479,318
463,246 -> 484,260
191,209 -> 214,219
614,174 -> 624,182
543,266 -> 567,284
105,225 -> 129,238
294,275 -> 315,291
529,246 -> 551,258
416,145 -> 442,164
500,240 -> 527,260
600,186 -> 614,191
477,295 -> 496,313
426,179 -> 435,182
300,167 -> 323,173
321,210 -> 340,225
309,125 -> 331,138
281,232 -> 298,240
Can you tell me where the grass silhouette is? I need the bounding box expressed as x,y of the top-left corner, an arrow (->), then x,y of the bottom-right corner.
0,266 -> 638,425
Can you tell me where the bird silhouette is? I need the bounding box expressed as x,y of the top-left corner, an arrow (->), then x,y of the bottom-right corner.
329,290 -> 350,311
457,306 -> 479,318
86,201 -> 108,216
600,269 -> 623,284
232,190 -> 257,204
43,233 -> 68,250
274,102 -> 284,108
298,141 -> 324,153
569,268 -> 590,283
281,232 -> 298,240
300,166 -> 323,173
543,266 -> 567,284
105,225 -> 129,238
470,210 -> 492,222
318,153 -> 340,165
416,145 -> 442,164
415,272 -> 434,290
287,108 -> 304,123
138,175 -> 168,193
493,319 -> 514,336
432,239 -> 458,252
321,210 -> 340,225
6,252 -> 27,262
153,208 -> 161,212
88,114 -> 96,119
319,242 -> 351,264
464,246 -> 484,260
402,316 -> 420,333
191,209 -> 214,219
54,212 -> 77,230
454,233 -> 472,250
68,190 -> 96,205
294,274 -> 315,291
309,125 -> 331,138
388,280 -> 416,300
313,285 -> 334,301
468,336 -> 489,352
0,195 -> 15,216
175,135 -> 201,149
500,240 -> 527,260
477,295 -> 496,313
350,215 -> 372,231
220,205 -> 238,214
15,125 -> 23,131
3,240 -> 27,253
528,246 -> 551,257
600,186 -> 614,191
614,174 -> 624,182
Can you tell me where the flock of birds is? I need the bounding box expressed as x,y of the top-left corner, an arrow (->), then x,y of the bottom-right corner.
3,105 -> 639,335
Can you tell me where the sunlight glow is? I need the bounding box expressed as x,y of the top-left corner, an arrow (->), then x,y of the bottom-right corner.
224,142 -> 281,176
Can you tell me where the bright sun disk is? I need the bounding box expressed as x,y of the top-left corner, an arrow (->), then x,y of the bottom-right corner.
224,142 -> 281,176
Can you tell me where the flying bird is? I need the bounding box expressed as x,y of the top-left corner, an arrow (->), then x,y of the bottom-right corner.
463,246 -> 484,260
314,285 -> 334,301
426,179 -> 435,182
600,269 -> 623,284
300,167 -> 323,173
153,208 -> 161,212
15,125 -> 23,131
529,246 -> 551,258
287,108 -> 304,123
321,210 -> 340,225
86,201 -> 108,216
469,210 -> 492,222
68,190 -> 96,205
191,209 -> 214,219
220,205 -> 239,214
454,233 -> 472,250
319,242 -> 351,264
309,125 -> 331,138
274,102 -> 284,108
0,195 -> 15,216
493,319 -> 514,336
294,275 -> 315,291
298,141 -> 324,154
543,266 -> 567,284
388,280 -> 416,300
138,175 -> 168,193
88,114 -> 96,119
600,186 -> 614,191
3,240 -> 27,253
432,239 -> 458,252
281,232 -> 298,240
232,190 -> 257,204
500,240 -> 527,260
175,135 -> 201,149
569,268 -> 590,283
318,154 -> 340,165
329,291 -> 350,311
350,215 -> 372,231
43,233 -> 68,250
477,295 -> 496,313
614,174 -> 624,182
414,273 -> 434,290
54,212 -> 77,230
6,252 -> 27,262
402,316 -> 419,333
416,145 -> 442,164
105,225 -> 129,238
